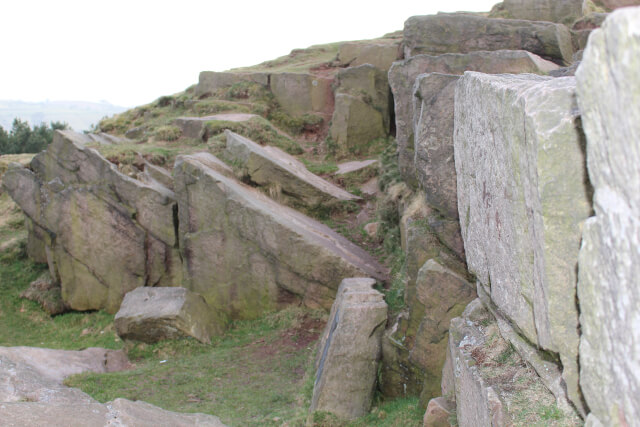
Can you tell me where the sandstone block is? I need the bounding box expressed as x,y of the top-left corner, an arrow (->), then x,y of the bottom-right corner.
310,278 -> 387,419
173,155 -> 387,321
115,287 -> 224,343
337,42 -> 401,71
499,0 -> 585,24
575,8 -> 640,426
225,130 -> 359,207
269,73 -> 333,115
423,397 -> 454,427
454,72 -> 592,414
403,13 -> 574,64
389,50 -> 558,185
195,71 -> 269,97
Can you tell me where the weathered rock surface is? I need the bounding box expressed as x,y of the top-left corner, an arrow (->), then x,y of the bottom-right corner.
589,0 -> 640,11
225,130 -> 359,206
329,65 -> 390,153
576,8 -> 640,426
20,272 -> 67,315
389,50 -> 558,185
115,287 -> 224,343
0,347 -> 226,426
335,159 -> 377,176
2,131 -> 180,313
311,278 -> 387,419
454,72 -> 592,414
403,13 -> 574,64
174,154 -> 387,320
337,41 -> 402,71
497,0 -> 585,24
174,113 -> 257,139
270,73 -> 334,116
195,71 -> 269,97
423,397 -> 454,427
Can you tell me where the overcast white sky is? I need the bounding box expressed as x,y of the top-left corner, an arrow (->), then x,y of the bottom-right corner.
1,0 -> 498,107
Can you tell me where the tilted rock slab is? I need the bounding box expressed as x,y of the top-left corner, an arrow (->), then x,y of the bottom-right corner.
311,278 -> 387,419
454,72 -> 592,414
225,130 -> 359,207
0,349 -> 225,426
173,155 -> 387,321
403,13 -> 574,64
2,131 -> 180,313
115,287 -> 224,344
389,50 -> 559,186
195,71 -> 269,97
575,8 -> 640,426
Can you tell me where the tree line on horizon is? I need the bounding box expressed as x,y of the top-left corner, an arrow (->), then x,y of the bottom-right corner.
0,118 -> 68,155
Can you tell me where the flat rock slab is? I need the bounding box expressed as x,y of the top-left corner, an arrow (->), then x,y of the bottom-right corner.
576,8 -> 640,426
174,154 -> 388,320
115,287 -> 224,343
225,130 -> 360,206
454,72 -> 592,413
335,159 -> 377,175
389,49 -> 559,185
174,114 -> 257,139
311,278 -> 387,419
403,13 -> 573,64
0,347 -> 227,426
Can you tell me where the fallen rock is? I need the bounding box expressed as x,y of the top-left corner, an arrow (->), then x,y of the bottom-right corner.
195,71 -> 269,97
403,13 -> 574,64
423,397 -> 454,427
115,287 -> 224,344
311,278 -> 387,419
389,50 -> 559,185
576,8 -> 640,426
363,222 -> 379,238
454,73 -> 592,414
20,272 -> 67,315
174,113 -> 257,139
270,73 -> 334,116
174,154 -> 387,320
225,130 -> 359,206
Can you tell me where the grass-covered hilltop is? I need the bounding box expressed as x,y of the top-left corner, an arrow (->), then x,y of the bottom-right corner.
2,1 -> 640,426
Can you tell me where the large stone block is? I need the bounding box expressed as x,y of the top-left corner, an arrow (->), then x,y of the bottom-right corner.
389,50 -> 558,185
173,155 -> 387,321
337,42 -> 402,72
225,130 -> 359,207
1,131 -> 179,313
311,278 -> 387,419
269,73 -> 334,116
575,8 -> 640,426
195,71 -> 269,97
499,0 -> 585,24
454,72 -> 592,413
115,287 -> 224,343
403,13 -> 574,64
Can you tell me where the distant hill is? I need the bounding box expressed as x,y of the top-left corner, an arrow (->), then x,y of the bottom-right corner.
0,100 -> 127,132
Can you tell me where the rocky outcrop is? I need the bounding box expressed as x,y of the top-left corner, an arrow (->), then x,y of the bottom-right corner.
114,287 -> 224,343
0,348 -> 225,426
174,154 -> 387,321
2,131 -> 180,313
589,0 -> 640,11
329,64 -> 390,154
454,72 -> 591,415
195,71 -> 269,97
224,130 -> 359,207
337,41 -> 402,72
389,50 -> 558,186
310,278 -> 387,419
403,13 -> 574,64
575,8 -> 640,426
174,113 -> 257,139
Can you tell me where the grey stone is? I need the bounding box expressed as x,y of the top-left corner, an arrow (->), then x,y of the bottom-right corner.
576,8 -> 640,426
173,155 -> 387,320
195,71 -> 269,97
337,42 -> 402,71
311,278 -> 387,419
423,397 -> 454,427
454,73 -> 592,414
174,113 -> 257,140
115,287 -> 225,344
403,13 -> 574,64
500,0 -> 585,24
225,130 -> 359,207
269,73 -> 333,116
389,50 -> 559,185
